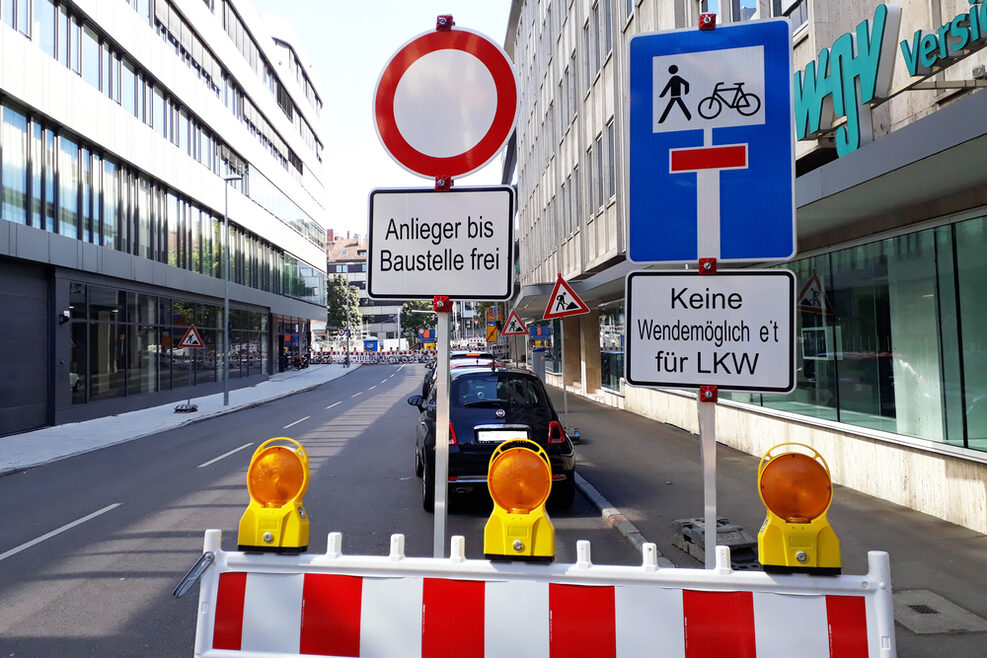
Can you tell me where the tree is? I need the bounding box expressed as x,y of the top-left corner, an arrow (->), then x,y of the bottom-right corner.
326,275 -> 360,333
400,300 -> 435,343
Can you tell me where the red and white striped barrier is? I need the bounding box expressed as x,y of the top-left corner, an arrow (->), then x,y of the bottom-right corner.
193,531 -> 895,657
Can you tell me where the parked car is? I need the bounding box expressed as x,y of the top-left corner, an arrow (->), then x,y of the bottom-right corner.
408,365 -> 576,512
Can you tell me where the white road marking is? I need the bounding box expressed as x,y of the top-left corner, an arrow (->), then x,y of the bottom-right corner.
283,416 -> 310,429
351,392 -> 362,398
325,401 -> 341,410
0,504 -> 122,562
369,385 -> 376,390
197,442 -> 254,468
380,379 -> 387,384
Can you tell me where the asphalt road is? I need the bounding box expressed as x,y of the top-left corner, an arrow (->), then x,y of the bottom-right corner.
0,364 -> 640,657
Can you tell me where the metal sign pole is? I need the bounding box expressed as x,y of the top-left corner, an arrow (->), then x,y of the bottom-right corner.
433,308 -> 450,558
698,387 -> 717,569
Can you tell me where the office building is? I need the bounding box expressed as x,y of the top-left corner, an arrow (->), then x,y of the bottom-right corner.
505,0 -> 987,533
0,0 -> 327,434
327,233 -> 403,342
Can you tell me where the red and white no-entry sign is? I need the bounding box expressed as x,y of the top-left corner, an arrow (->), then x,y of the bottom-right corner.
373,27 -> 518,179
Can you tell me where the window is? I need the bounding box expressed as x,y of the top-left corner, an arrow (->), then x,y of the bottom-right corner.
102,158 -> 117,250
599,302 -> 624,391
153,87 -> 166,137
603,0 -> 613,57
2,106 -> 28,224
82,26 -> 100,88
586,145 -> 596,214
37,0 -> 56,57
30,122 -> 42,228
178,109 -> 189,154
44,128 -> 55,230
81,148 -> 91,242
121,61 -> 137,115
58,135 -> 79,239
592,3 -> 601,73
57,5 -> 69,66
595,133 -> 604,210
69,16 -> 80,73
102,45 -> 115,100
607,120 -> 616,198
774,0 -> 807,30
583,21 -> 592,92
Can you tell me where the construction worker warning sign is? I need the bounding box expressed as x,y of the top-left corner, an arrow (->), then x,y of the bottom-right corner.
501,310 -> 527,336
543,274 -> 590,320
178,325 -> 204,349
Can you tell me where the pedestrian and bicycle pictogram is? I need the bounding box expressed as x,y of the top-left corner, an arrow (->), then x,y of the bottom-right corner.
697,81 -> 761,119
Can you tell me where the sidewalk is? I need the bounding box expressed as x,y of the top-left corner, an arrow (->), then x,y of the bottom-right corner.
0,364 -> 358,476
547,388 -> 987,657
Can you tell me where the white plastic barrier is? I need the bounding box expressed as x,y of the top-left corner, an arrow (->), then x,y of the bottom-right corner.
192,530 -> 895,658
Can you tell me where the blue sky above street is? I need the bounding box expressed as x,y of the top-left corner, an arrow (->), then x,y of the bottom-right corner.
252,1 -> 513,239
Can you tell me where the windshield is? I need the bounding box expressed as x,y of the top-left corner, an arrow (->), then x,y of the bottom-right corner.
451,373 -> 545,409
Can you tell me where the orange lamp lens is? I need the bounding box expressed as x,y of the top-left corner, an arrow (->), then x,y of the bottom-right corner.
759,452 -> 832,522
488,448 -> 551,514
247,446 -> 305,507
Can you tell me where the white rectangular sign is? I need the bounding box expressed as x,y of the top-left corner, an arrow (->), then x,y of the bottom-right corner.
368,187 -> 514,300
625,270 -> 795,392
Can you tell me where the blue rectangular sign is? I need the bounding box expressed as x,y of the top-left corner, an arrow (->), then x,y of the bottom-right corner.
628,19 -> 794,263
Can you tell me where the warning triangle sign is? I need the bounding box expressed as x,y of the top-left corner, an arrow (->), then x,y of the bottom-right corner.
797,273 -> 833,316
543,274 -> 590,320
178,325 -> 205,349
502,310 -> 528,336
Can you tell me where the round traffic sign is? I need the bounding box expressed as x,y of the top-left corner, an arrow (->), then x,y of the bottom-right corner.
374,27 -> 518,179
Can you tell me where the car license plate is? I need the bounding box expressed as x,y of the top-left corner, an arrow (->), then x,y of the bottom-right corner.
476,429 -> 529,443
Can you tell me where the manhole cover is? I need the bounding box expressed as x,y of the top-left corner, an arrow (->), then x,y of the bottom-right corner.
894,590 -> 987,635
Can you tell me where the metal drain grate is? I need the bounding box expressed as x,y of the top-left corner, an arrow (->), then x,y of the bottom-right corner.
894,590 -> 987,634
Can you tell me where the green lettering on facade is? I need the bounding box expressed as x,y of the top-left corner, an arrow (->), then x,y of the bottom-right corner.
794,4 -> 900,157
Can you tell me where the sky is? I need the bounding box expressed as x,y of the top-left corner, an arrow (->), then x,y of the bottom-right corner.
251,0 -> 514,240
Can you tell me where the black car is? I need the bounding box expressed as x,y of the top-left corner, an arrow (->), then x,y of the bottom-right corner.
408,366 -> 576,512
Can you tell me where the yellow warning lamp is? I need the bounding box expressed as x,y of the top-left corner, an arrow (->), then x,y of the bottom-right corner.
483,439 -> 555,562
757,442 -> 840,574
238,437 -> 310,554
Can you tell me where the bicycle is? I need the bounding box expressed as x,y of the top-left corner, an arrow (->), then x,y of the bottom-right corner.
697,81 -> 761,120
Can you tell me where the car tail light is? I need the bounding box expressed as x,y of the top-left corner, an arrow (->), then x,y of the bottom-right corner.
548,420 -> 565,444
448,422 -> 458,445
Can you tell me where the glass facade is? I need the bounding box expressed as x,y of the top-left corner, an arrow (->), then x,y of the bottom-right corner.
0,99 -> 326,306
718,217 -> 987,453
30,0 -> 326,253
68,282 -> 270,405
599,302 -> 624,392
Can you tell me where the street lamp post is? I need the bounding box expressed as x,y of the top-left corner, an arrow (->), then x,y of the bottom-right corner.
222,174 -> 242,406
